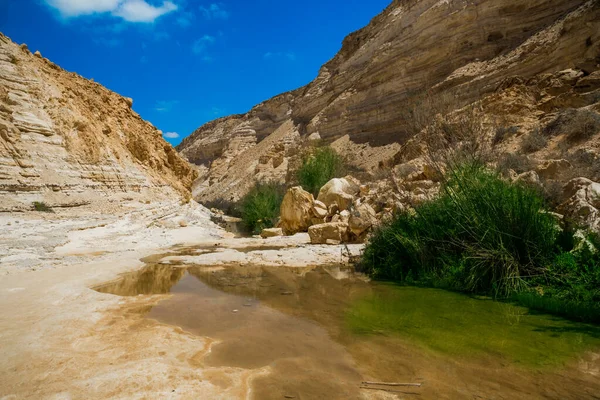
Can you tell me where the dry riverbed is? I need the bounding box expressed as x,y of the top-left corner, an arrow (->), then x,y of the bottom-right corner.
1,200 -> 600,399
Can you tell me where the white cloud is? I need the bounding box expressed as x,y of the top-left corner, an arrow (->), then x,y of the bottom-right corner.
113,0 -> 177,23
44,0 -> 178,23
192,35 -> 216,55
199,3 -> 229,20
46,0 -> 121,16
163,132 -> 180,139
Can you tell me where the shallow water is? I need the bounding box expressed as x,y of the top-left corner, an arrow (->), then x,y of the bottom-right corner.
95,263 -> 600,399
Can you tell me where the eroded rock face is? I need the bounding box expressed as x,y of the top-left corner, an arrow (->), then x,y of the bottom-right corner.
0,34 -> 196,211
559,177 -> 600,234
279,186 -> 315,235
178,0 -> 600,206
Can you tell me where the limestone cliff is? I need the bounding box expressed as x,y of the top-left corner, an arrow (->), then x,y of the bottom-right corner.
0,33 -> 197,211
178,0 -> 600,204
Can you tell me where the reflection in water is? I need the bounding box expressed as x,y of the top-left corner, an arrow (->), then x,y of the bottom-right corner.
94,265 -> 186,296
94,263 -> 600,399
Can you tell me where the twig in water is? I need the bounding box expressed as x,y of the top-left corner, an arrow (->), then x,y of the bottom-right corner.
360,386 -> 421,395
362,381 -> 422,387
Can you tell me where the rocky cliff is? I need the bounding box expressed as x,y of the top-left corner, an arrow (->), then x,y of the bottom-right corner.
0,33 -> 197,212
178,0 -> 600,204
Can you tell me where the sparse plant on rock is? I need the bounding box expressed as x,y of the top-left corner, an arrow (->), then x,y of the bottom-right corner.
33,201 -> 53,212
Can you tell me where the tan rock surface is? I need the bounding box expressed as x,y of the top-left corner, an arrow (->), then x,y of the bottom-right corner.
317,177 -> 360,211
0,34 -> 196,211
279,186 -> 315,235
308,222 -> 350,245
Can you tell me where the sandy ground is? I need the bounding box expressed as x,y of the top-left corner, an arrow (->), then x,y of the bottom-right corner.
0,201 -> 367,399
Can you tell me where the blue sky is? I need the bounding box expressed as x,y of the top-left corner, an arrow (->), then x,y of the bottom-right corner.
0,0 -> 390,145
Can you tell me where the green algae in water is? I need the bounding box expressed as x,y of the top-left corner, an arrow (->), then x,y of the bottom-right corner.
346,284 -> 600,368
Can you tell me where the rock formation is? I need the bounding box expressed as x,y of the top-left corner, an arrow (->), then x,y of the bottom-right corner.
0,34 -> 196,212
178,0 -> 600,206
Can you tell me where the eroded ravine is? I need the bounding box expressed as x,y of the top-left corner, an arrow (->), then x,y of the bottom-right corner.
94,248 -> 600,400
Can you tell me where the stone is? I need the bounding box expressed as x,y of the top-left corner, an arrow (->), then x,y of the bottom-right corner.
348,203 -> 377,236
124,97 -> 133,109
308,222 -> 349,244
536,159 -> 572,179
327,202 -> 340,217
34,50 -> 42,58
317,178 -> 360,211
339,210 -> 351,223
280,186 -> 315,235
312,200 -> 328,219
307,132 -> 321,141
515,171 -> 542,188
260,228 -> 283,238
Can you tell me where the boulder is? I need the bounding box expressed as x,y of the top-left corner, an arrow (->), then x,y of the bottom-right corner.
260,228 -> 283,238
515,171 -> 542,188
124,97 -> 134,109
331,210 -> 350,223
280,186 -> 315,235
349,203 -> 377,236
317,177 -> 360,211
536,159 -> 572,179
308,222 -> 350,244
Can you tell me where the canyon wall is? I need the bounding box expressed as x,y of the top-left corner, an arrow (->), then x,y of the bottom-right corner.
0,34 -> 197,211
178,0 -> 600,204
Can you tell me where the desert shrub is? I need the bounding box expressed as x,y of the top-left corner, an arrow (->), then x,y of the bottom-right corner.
296,147 -> 346,196
497,153 -> 534,174
240,182 -> 285,234
33,201 -> 53,212
521,129 -> 547,153
493,125 -> 519,145
545,108 -> 600,142
361,162 -> 559,296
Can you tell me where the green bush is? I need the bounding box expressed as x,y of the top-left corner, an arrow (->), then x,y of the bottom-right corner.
33,201 -> 53,212
361,163 -> 559,295
296,147 -> 345,196
240,183 -> 285,234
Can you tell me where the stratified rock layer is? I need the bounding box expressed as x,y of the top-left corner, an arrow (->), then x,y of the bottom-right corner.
178,0 -> 600,204
0,34 -> 197,211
